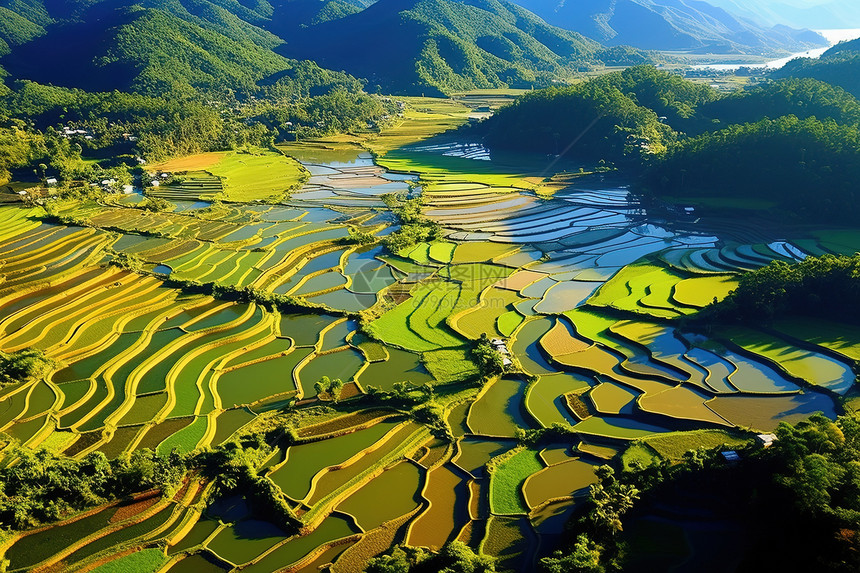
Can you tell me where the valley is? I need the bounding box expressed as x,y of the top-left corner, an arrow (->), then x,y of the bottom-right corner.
0,95 -> 857,572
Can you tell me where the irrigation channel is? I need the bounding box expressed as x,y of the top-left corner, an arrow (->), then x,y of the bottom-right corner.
0,134 -> 857,572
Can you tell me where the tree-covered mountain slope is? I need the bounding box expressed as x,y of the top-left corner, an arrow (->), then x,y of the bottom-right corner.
507,0 -> 826,53
775,39 -> 860,99
0,0 -> 606,95
0,0 -> 375,96
277,0 -> 601,95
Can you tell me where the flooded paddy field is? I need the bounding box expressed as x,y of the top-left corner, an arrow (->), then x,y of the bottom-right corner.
0,99 -> 857,572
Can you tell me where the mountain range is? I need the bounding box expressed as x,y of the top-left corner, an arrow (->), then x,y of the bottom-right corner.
706,0 -> 860,30
278,0 -> 601,95
0,0 -> 832,97
506,0 -> 826,53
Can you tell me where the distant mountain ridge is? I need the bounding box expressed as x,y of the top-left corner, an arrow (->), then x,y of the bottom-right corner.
278,0 -> 602,95
706,0 -> 860,30
506,0 -> 826,53
0,0 -> 826,98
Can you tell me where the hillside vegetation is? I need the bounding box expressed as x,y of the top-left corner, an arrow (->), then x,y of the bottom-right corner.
480,66 -> 718,161
0,0 -> 646,97
695,254 -> 860,324
280,0 -> 601,95
644,116 -> 860,223
776,37 -> 860,99
478,65 -> 860,223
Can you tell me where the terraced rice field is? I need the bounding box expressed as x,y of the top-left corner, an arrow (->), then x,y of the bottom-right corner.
1,102 -> 859,573
150,149 -> 308,202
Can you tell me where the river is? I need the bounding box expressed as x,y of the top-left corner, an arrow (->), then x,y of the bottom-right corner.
690,27 -> 860,71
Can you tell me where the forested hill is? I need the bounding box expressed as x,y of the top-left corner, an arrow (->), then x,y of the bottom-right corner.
478,66 -> 860,223
278,0 -> 601,95
0,0 -> 646,96
0,0 -> 370,97
776,38 -> 860,99
506,0 -> 826,53
479,66 -> 720,161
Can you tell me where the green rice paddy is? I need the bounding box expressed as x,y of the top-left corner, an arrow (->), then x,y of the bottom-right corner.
0,97 -> 857,572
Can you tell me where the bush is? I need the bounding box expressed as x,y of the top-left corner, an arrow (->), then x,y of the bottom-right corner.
0,349 -> 55,387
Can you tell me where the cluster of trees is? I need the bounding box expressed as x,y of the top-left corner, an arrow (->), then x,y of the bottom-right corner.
314,376 -> 345,402
775,38 -> 860,99
481,68 -> 680,163
480,65 -> 860,223
644,116 -> 860,223
471,334 -> 506,377
0,433 -> 303,534
0,349 -> 54,388
366,541 -> 495,573
695,253 -> 860,324
697,77 -> 860,129
543,412 -> 860,572
540,466 -> 640,573
198,439 -> 301,532
381,193 -> 442,252
252,86 -> 394,140
280,0 -> 604,96
0,448 -> 186,529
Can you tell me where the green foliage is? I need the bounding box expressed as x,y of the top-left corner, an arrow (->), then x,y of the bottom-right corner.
382,194 -> 442,252
471,336 -> 505,378
410,400 -> 452,441
698,78 -> 860,130
0,448 -> 186,529
0,126 -> 46,185
366,541 -> 495,573
540,534 -> 605,573
644,116 -> 860,223
338,227 -> 377,246
314,376 -> 345,402
282,0 -> 599,95
771,413 -> 860,516
516,423 -> 578,447
7,81 -> 228,162
696,254 -> 860,324
199,440 -> 300,532
139,196 -> 172,212
595,46 -> 654,67
588,466 -> 640,535
0,349 -> 54,387
482,66 -> 682,163
777,43 -> 860,99
108,251 -> 144,272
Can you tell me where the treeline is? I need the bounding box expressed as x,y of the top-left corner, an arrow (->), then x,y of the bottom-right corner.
480,66 -> 860,222
693,253 -> 860,324
0,78 -> 393,185
0,349 -> 54,388
0,437 -> 302,534
481,66 -> 688,163
644,116 -> 860,223
543,412 -> 860,572
0,448 -> 186,529
775,38 -> 860,99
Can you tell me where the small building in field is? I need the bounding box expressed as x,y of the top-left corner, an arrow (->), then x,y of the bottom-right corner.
46,178 -> 58,186
756,433 -> 778,448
